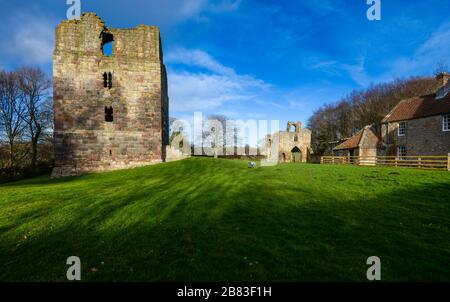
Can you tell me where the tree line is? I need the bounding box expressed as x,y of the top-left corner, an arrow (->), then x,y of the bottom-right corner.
0,67 -> 53,181
307,76 -> 440,156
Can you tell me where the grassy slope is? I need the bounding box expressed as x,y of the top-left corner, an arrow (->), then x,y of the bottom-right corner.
0,158 -> 449,281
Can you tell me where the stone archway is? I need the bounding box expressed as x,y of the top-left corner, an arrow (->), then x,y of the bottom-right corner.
291,146 -> 301,163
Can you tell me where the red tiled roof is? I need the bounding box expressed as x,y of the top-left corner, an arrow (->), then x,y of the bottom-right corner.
333,126 -> 383,150
382,93 -> 450,123
333,129 -> 363,150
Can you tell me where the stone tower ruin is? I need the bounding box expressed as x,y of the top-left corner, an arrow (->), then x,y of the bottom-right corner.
52,13 -> 169,177
264,121 -> 312,164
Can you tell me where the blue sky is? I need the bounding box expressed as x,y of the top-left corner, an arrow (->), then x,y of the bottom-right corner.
0,0 -> 449,127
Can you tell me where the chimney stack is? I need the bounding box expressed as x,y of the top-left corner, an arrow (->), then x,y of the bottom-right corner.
436,72 -> 450,87
436,72 -> 450,100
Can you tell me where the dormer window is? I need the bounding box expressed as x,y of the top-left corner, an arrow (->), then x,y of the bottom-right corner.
398,122 -> 406,136
443,114 -> 450,132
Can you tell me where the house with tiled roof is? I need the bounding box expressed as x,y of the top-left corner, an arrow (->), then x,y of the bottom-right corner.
380,72 -> 450,157
333,125 -> 384,161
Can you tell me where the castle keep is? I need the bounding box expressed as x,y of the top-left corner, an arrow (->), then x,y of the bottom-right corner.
52,13 -> 169,177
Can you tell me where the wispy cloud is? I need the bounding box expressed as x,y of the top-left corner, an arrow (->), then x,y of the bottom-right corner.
329,21 -> 450,87
389,21 -> 450,76
0,12 -> 55,66
310,60 -> 338,70
302,0 -> 345,16
167,48 -> 270,112
207,0 -> 242,13
340,57 -> 373,87
90,0 -> 241,26
167,48 -> 235,75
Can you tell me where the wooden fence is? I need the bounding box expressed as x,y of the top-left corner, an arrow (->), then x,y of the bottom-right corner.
320,155 -> 450,171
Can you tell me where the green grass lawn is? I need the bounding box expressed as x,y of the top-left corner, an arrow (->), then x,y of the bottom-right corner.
1,158 -> 449,281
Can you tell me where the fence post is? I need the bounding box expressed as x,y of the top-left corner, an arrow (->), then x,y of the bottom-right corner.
448,153 -> 450,171
320,156 -> 323,164
418,157 -> 422,169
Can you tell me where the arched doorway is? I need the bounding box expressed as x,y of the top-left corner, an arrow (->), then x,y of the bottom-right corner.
282,153 -> 287,163
291,146 -> 301,163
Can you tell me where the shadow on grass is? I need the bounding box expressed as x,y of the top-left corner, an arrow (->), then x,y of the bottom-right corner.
0,159 -> 449,281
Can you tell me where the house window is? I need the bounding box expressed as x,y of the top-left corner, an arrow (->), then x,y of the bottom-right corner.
105,106 -> 113,122
443,114 -> 450,132
398,122 -> 406,136
397,146 -> 407,160
294,135 -> 298,142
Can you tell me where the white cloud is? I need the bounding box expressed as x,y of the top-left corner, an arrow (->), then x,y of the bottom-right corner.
167,48 -> 270,112
288,100 -> 306,110
306,21 -> 450,89
99,0 -> 241,26
340,58 -> 373,87
167,48 -> 235,75
344,22 -> 450,86
169,71 -> 254,111
0,0 -> 242,67
0,13 -> 55,65
303,0 -> 345,16
207,0 -> 242,13
389,22 -> 450,76
310,60 -> 338,70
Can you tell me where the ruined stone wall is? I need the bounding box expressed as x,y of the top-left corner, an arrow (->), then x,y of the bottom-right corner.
52,13 -> 169,177
265,122 -> 312,163
384,116 -> 450,157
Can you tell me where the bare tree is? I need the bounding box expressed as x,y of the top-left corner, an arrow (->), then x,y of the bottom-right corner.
17,67 -> 52,172
308,76 -> 437,156
205,114 -> 228,146
0,70 -> 27,173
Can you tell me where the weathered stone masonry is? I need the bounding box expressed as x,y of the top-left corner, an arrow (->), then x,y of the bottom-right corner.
52,13 -> 169,177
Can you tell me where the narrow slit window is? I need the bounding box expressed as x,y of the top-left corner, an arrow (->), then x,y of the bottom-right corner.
108,72 -> 112,89
103,72 -> 108,88
105,106 -> 114,122
102,72 -> 112,89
